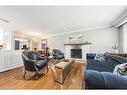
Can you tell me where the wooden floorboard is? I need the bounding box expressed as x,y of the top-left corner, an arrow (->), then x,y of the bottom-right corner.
0,62 -> 85,89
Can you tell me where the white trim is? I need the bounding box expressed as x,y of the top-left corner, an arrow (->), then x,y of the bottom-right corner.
45,25 -> 111,37
112,9 -> 127,27
113,18 -> 127,28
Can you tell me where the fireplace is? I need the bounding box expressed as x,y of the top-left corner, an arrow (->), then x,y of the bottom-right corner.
64,43 -> 91,60
71,49 -> 82,59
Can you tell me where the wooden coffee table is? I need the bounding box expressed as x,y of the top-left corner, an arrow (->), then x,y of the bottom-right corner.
63,61 -> 86,89
51,59 -> 74,84
51,59 -> 87,89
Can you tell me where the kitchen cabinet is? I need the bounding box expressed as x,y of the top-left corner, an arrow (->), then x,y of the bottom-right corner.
0,50 -> 23,72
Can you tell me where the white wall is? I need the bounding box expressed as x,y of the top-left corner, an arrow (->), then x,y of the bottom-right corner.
48,27 -> 119,53
119,23 -> 127,53
0,25 -> 4,43
0,22 -> 14,50
86,27 -> 119,53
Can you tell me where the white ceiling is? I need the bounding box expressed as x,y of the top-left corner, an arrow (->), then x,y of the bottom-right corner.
0,6 -> 127,36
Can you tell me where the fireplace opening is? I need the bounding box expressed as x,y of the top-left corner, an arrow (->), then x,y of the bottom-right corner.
71,49 -> 82,59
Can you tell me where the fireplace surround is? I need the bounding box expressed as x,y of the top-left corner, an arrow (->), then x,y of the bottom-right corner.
64,43 -> 91,61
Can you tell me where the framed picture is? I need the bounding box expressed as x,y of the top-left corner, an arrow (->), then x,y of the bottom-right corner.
41,39 -> 47,48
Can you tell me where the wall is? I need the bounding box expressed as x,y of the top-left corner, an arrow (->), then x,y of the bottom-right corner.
0,22 -> 13,50
119,23 -> 127,53
0,25 -> 4,43
47,27 -> 119,53
0,21 -> 120,53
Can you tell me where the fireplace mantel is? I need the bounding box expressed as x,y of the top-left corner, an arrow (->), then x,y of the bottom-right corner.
64,43 -> 92,46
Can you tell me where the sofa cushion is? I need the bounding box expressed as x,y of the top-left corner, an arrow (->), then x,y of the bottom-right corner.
102,72 -> 127,89
85,70 -> 105,89
87,59 -> 114,72
85,70 -> 127,89
109,55 -> 127,64
105,55 -> 120,68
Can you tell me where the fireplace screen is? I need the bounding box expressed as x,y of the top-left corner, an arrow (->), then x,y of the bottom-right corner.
71,49 -> 82,59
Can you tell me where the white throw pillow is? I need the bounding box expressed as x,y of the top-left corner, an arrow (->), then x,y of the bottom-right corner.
113,63 -> 127,76
94,54 -> 106,62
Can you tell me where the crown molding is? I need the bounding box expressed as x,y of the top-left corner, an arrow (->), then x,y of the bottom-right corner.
112,9 -> 127,27
45,25 -> 111,37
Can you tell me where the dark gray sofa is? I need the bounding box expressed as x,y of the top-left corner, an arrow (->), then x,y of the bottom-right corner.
86,53 -> 127,72
85,53 -> 127,89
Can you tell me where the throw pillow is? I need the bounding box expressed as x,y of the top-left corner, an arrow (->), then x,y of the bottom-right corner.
113,63 -> 127,76
94,54 -> 107,62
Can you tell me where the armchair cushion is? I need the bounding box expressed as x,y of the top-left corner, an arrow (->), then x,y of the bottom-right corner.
57,55 -> 64,59
36,60 -> 47,70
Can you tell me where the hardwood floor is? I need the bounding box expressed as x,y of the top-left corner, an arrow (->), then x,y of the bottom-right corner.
0,62 -> 85,89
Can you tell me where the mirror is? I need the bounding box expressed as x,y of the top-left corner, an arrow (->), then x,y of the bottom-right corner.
41,39 -> 47,49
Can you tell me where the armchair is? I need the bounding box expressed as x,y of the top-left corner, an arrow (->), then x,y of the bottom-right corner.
52,49 -> 65,60
22,51 -> 48,80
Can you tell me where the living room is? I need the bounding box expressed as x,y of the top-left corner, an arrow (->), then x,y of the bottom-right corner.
0,5 -> 127,90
